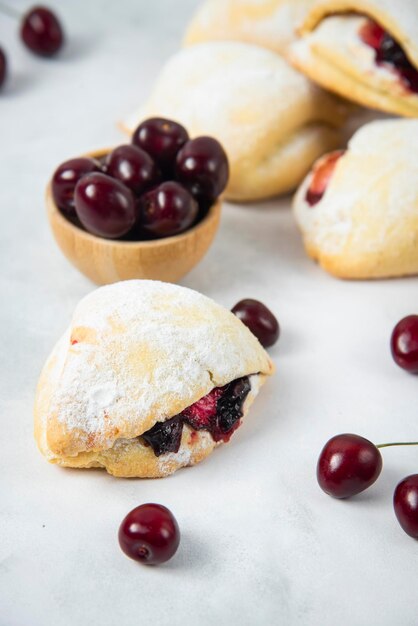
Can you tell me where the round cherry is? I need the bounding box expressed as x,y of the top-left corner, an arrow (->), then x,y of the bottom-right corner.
138,181 -> 198,238
0,47 -> 7,89
132,118 -> 189,173
394,475 -> 418,539
175,136 -> 229,204
105,144 -> 161,196
232,299 -> 279,348
317,434 -> 383,499
52,157 -> 101,217
118,503 -> 180,565
390,315 -> 418,374
74,172 -> 136,239
21,6 -> 64,57
306,151 -> 344,207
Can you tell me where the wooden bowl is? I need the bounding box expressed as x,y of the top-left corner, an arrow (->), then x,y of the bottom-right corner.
46,150 -> 222,285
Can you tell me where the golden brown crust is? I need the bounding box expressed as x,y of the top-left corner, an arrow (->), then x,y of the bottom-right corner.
290,1 -> 418,117
293,119 -> 418,279
34,281 -> 274,477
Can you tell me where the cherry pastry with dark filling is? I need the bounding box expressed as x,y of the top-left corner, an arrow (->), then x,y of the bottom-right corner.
142,377 -> 251,457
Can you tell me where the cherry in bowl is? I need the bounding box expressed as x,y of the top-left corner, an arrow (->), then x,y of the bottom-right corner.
105,144 -> 161,196
52,157 -> 101,217
317,434 -> 383,499
74,172 -> 136,239
118,503 -> 180,565
138,181 -> 198,239
232,299 -> 279,348
21,6 -> 64,57
132,117 -> 189,174
175,136 -> 229,205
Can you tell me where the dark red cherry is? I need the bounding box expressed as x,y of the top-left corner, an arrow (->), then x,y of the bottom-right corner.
21,6 -> 64,57
0,47 -> 7,89
52,157 -> 101,217
138,181 -> 198,238
231,299 -> 279,348
105,144 -> 161,196
317,434 -> 383,499
74,172 -> 136,239
132,118 -> 189,173
360,19 -> 418,94
175,136 -> 229,204
118,503 -> 180,565
394,475 -> 418,539
306,151 -> 344,207
390,315 -> 418,374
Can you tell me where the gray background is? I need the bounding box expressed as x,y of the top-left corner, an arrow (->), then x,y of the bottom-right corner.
1,1 -> 418,624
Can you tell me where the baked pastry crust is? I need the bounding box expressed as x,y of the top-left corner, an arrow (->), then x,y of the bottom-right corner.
34,280 -> 274,477
183,0 -> 312,57
290,0 -> 418,117
293,119 -> 418,279
123,42 -> 348,201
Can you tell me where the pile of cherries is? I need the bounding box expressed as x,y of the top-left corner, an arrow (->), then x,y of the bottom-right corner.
0,4 -> 64,89
52,117 -> 229,240
317,314 -> 418,539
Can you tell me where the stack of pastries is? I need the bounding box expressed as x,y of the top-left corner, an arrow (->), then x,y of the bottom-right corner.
124,0 -> 418,280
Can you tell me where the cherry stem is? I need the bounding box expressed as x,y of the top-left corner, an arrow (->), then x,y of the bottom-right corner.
376,442 -> 418,449
0,2 -> 21,19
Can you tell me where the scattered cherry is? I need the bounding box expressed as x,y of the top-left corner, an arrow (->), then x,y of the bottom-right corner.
52,157 -> 101,217
21,6 -> 64,57
105,144 -> 161,196
0,47 -> 7,88
390,315 -> 418,374
306,151 -> 344,207
138,181 -> 198,238
394,475 -> 418,539
132,118 -> 189,173
175,136 -> 229,204
317,434 -> 383,498
232,299 -> 279,348
118,503 -> 180,565
74,172 -> 136,239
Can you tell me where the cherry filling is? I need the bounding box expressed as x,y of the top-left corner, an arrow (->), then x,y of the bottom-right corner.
360,19 -> 418,94
141,376 -> 251,457
305,151 -> 344,207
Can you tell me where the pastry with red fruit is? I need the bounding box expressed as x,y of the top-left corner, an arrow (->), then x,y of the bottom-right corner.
293,119 -> 418,279
122,41 -> 348,201
34,280 -> 274,478
290,0 -> 418,117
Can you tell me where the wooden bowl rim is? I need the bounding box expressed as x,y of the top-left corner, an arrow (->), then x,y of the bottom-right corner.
46,148 -> 222,250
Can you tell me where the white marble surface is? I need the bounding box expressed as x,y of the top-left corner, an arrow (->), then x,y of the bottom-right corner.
1,1 -> 418,625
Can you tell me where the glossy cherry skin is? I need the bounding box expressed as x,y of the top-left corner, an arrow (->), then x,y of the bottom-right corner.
306,151 -> 344,207
175,136 -> 229,204
74,172 -> 136,239
317,434 -> 383,499
390,315 -> 418,374
394,475 -> 418,539
138,181 -> 198,238
0,47 -> 7,89
232,299 -> 279,348
21,6 -> 64,57
118,503 -> 180,565
52,157 -> 101,217
105,144 -> 161,196
132,118 -> 189,173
